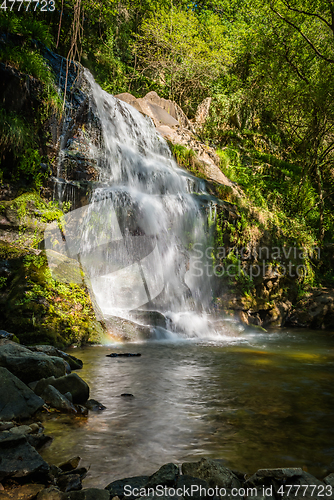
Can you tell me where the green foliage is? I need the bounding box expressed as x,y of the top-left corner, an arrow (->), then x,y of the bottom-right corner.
0,13 -> 53,46
14,149 -> 45,188
168,141 -> 207,180
0,109 -> 32,153
132,6 -> 231,113
0,277 -> 7,290
2,250 -> 103,346
11,193 -> 66,226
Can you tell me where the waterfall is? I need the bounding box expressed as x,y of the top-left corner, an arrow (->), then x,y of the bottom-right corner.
45,68 -> 236,339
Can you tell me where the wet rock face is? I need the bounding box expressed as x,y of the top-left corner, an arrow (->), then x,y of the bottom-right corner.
0,343 -> 66,384
60,131 -> 99,182
0,367 -> 44,420
42,50 -> 102,208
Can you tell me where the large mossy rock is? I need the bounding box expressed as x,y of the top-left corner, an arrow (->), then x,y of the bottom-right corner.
0,343 -> 66,383
0,198 -> 106,347
0,367 -> 44,419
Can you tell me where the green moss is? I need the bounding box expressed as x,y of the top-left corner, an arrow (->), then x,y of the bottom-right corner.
0,195 -> 104,347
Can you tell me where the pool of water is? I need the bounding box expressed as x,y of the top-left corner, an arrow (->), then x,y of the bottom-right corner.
41,327 -> 334,487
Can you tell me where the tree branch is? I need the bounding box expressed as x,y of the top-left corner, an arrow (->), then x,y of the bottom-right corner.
280,0 -> 334,32
270,2 -> 334,63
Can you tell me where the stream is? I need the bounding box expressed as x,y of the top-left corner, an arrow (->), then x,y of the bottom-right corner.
41,327 -> 334,488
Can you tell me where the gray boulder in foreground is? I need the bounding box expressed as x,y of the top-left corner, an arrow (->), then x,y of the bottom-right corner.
182,458 -> 241,489
0,366 -> 44,420
0,432 -> 49,481
0,343 -> 66,383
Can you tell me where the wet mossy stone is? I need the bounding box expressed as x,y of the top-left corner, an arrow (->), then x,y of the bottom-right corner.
0,366 -> 44,420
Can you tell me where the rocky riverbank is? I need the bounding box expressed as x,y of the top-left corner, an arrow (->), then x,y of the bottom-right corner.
1,329 -> 334,499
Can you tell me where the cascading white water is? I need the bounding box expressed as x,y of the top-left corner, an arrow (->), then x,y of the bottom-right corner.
46,69 -> 240,339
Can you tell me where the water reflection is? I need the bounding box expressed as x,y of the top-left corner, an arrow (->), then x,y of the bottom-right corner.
41,329 -> 334,487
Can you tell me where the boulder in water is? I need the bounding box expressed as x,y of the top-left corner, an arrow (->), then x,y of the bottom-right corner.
49,373 -> 89,405
56,473 -> 82,493
176,475 -> 213,500
324,473 -> 334,486
40,384 -> 78,413
85,399 -> 106,410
